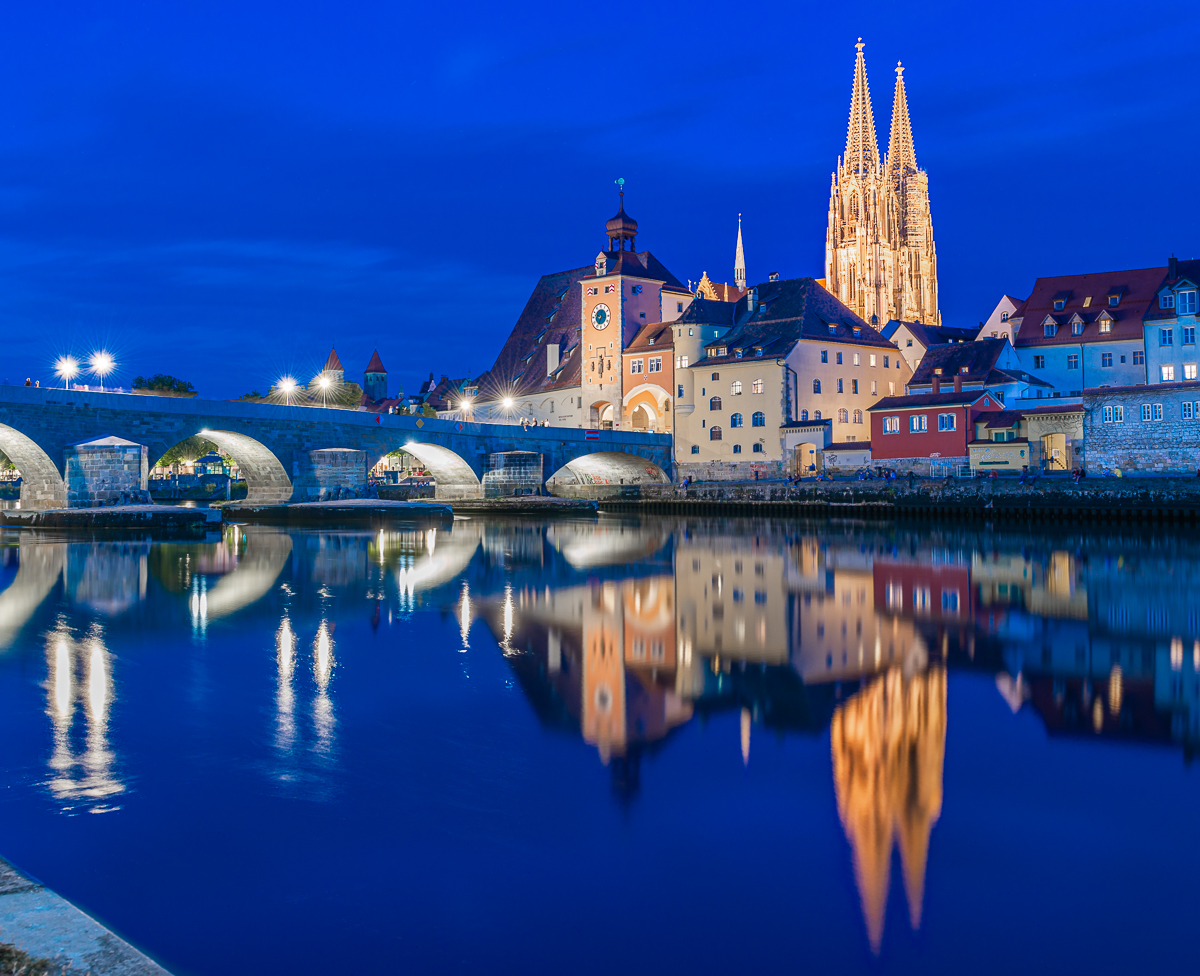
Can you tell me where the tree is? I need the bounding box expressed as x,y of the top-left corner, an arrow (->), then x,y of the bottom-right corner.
153,436 -> 224,469
132,374 -> 197,396
421,402 -> 438,417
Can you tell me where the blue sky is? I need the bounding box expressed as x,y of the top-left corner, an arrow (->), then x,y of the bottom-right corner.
1,1 -> 1197,399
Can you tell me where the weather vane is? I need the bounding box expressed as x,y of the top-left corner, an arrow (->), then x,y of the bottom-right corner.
615,177 -> 625,190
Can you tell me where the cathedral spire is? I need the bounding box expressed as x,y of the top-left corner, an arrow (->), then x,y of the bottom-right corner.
887,61 -> 917,177
844,38 -> 880,176
734,214 -> 746,289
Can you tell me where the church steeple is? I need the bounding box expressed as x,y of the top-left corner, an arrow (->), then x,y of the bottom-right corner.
734,214 -> 746,289
887,62 -> 917,178
844,38 -> 880,176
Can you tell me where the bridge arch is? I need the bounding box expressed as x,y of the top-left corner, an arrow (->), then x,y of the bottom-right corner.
547,451 -> 670,488
0,422 -> 67,510
197,430 -> 292,504
392,441 -> 481,499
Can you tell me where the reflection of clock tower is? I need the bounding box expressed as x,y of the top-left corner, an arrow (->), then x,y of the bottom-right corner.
580,188 -> 688,430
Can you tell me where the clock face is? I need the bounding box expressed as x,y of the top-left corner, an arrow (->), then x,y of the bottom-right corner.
591,303 -> 610,330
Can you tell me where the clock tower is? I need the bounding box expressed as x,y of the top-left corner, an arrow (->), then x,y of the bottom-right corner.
580,185 -> 690,429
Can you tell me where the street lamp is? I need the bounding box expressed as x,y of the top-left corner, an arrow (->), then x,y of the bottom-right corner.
89,350 -> 115,391
54,355 -> 79,390
501,397 -> 514,413
278,377 -> 296,406
319,376 -> 331,407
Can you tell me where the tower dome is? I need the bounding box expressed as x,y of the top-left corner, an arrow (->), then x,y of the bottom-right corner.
605,181 -> 638,251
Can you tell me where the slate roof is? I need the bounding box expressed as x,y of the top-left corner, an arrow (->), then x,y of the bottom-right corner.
1144,259 -> 1200,321
687,277 -> 897,367
588,249 -> 690,291
881,320 -> 980,345
1014,266 -> 1167,347
1081,379 -> 1200,396
624,322 -> 674,353
909,339 -> 1009,384
868,390 -> 998,411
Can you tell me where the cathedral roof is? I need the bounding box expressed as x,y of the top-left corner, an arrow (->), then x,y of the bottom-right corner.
1013,266 -> 1167,347
365,349 -> 386,374
694,277 -> 898,366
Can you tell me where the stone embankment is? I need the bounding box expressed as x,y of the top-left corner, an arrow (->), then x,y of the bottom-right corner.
223,499 -> 453,527
0,504 -> 221,537
590,478 -> 1200,523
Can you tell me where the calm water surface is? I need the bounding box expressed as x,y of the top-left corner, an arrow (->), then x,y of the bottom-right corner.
1,516 -> 1198,974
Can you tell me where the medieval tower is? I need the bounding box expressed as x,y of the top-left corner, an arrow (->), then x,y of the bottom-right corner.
825,40 -> 940,327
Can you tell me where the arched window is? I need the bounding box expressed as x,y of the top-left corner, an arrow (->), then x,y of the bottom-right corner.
709,396 -> 722,411
730,413 -> 743,428
813,379 -> 821,394
730,380 -> 743,395
800,409 -> 808,421
814,410 -> 822,420
752,378 -> 764,394
752,411 -> 765,427
838,408 -> 849,423
710,426 -> 722,441
853,409 -> 863,424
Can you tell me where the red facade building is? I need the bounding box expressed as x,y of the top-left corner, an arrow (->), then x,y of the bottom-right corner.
868,387 -> 1003,460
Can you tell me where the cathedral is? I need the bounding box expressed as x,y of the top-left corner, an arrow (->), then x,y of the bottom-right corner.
825,40 -> 940,327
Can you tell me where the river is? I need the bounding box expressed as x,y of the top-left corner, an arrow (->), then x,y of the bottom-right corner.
0,515 -> 1197,974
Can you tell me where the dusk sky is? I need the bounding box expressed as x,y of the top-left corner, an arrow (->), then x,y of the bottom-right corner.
1,1 -> 1197,400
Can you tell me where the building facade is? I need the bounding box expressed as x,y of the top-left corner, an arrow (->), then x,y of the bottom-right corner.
868,388 -> 1003,464
1083,381 -> 1200,473
1145,258 -> 1200,385
674,277 -> 911,478
882,320 -> 979,372
825,41 -> 940,327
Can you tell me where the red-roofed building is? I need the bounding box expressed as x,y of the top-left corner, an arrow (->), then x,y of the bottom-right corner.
363,349 -> 388,402
1007,266 -> 1166,394
868,387 -> 1004,464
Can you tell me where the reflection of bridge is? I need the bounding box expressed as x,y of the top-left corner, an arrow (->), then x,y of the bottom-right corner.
0,385 -> 672,509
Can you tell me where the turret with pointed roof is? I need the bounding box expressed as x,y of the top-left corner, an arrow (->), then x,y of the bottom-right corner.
826,40 -> 939,327
320,346 -> 344,385
364,349 -> 387,401
734,215 -> 746,289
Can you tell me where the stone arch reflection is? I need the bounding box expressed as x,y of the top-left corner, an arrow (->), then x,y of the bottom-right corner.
830,666 -> 946,954
43,621 -> 124,812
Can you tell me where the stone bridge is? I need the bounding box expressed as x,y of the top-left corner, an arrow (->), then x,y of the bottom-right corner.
0,385 -> 673,509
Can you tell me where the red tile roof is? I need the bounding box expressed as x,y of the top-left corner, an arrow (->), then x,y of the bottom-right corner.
323,347 -> 344,371
1013,266 -> 1167,348
365,349 -> 386,373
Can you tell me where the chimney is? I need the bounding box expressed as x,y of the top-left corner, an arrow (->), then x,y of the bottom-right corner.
1170,254 -> 1178,279
746,287 -> 758,315
954,374 -> 963,393
546,341 -> 561,377
932,376 -> 941,394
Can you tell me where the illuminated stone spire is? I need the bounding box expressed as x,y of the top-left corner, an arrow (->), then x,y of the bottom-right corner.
844,38 -> 880,176
734,214 -> 746,289
887,62 -> 917,178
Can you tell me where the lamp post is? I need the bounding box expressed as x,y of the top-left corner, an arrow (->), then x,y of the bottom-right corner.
278,377 -> 296,406
319,376 -> 331,407
89,350 -> 115,392
54,356 -> 79,390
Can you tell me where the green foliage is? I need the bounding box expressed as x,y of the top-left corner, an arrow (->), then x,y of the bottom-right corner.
0,448 -> 14,471
421,402 -> 438,417
0,941 -> 56,975
238,390 -> 264,400
153,436 -> 222,469
132,374 -> 197,396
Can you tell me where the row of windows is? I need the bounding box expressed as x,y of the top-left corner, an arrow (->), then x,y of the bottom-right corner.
1160,365 -> 1199,381
881,412 -> 957,434
1159,327 -> 1198,345
1033,352 -> 1143,369
811,378 -> 895,395
1103,402 -> 1200,422
628,357 -> 662,374
1160,291 -> 1199,313
696,434 -> 766,451
818,350 -> 897,368
835,409 -> 865,423
709,405 -> 767,426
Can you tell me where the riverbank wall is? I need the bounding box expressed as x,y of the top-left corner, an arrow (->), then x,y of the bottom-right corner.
581,478 -> 1200,523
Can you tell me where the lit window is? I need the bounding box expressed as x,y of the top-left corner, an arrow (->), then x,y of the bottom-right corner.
853,353 -> 861,366
1099,318 -> 1112,334
752,378 -> 764,394
631,359 -> 643,374
888,382 -> 895,395
1072,321 -> 1084,336
910,414 -> 928,432
649,357 -> 662,373
853,409 -> 863,424
731,380 -> 743,395
837,408 -> 848,423
869,354 -> 877,367
1186,364 -> 1198,380
883,416 -> 900,434
1161,365 -> 1175,382
913,586 -> 931,612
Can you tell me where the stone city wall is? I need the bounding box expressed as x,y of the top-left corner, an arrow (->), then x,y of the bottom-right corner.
674,459 -> 786,482
1084,384 -> 1200,473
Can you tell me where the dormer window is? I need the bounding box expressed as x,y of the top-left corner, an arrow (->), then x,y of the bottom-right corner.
1181,290 -> 1199,315
1044,322 -> 1057,337
1161,293 -> 1176,310
647,337 -> 655,345
960,366 -> 969,374
828,324 -> 837,335
1108,295 -> 1119,307
716,346 -> 727,357
1072,321 -> 1085,336
734,348 -> 743,359
1053,300 -> 1065,311
754,347 -> 763,357
852,326 -> 862,337
1098,313 -> 1113,334
933,367 -> 943,375
1082,296 -> 1092,308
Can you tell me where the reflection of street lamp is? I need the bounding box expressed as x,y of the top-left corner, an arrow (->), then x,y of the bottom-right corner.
89,350 -> 115,391
54,356 -> 79,390
319,376 -> 330,407
278,377 -> 296,406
